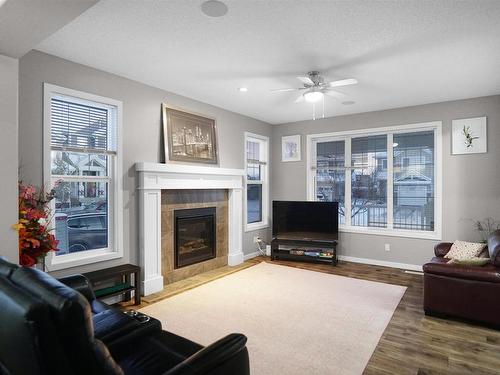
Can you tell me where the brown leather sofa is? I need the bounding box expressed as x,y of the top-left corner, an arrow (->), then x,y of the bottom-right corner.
423,229 -> 500,327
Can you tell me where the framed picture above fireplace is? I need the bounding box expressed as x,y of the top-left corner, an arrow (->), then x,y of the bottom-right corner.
162,104 -> 219,164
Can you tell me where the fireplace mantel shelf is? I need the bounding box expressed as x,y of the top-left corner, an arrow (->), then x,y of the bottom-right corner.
135,162 -> 245,296
136,162 -> 245,176
136,162 -> 245,191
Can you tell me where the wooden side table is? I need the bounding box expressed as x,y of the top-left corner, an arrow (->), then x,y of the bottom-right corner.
83,264 -> 141,305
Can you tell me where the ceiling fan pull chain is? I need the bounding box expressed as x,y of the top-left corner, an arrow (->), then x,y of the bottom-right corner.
322,95 -> 325,118
312,102 -> 316,121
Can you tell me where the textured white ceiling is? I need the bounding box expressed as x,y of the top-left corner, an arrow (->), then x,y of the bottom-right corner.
0,0 -> 97,58
37,0 -> 500,124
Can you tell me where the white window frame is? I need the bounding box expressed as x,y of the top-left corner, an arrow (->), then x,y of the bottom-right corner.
43,83 -> 123,270
307,121 -> 442,240
244,132 -> 269,232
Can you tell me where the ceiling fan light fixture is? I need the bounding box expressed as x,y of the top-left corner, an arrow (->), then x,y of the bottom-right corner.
303,90 -> 324,103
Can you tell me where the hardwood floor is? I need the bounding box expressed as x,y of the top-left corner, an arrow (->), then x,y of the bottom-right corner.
129,256 -> 500,374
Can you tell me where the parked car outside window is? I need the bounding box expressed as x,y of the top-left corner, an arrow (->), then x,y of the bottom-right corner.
66,213 -> 108,253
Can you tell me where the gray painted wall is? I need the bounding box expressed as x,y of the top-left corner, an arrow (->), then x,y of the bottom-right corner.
272,95 -> 500,267
15,49 -> 500,272
0,54 -> 18,263
18,50 -> 271,276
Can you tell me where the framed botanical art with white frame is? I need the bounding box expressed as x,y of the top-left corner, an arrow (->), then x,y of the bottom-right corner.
452,116 -> 487,155
162,103 -> 219,164
281,134 -> 301,162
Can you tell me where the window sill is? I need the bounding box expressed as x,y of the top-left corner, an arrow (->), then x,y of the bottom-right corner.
339,226 -> 441,240
45,249 -> 122,271
245,222 -> 269,232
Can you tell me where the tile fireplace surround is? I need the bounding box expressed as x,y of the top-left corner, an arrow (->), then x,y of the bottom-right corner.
162,190 -> 228,283
135,162 -> 245,295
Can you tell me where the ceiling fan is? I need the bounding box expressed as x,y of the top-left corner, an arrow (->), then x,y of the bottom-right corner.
270,71 -> 357,103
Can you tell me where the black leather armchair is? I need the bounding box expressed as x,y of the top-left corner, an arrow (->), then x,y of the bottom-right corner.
0,258 -> 250,375
56,272 -> 161,351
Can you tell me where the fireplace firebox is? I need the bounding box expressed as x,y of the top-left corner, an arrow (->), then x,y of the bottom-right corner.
174,207 -> 216,269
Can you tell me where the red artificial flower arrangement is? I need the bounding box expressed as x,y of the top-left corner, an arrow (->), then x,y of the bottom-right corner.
13,182 -> 59,267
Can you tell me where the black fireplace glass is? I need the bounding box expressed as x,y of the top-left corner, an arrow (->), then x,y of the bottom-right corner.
174,207 -> 216,268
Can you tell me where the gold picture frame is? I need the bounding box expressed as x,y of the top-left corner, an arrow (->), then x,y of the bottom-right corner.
162,103 -> 219,164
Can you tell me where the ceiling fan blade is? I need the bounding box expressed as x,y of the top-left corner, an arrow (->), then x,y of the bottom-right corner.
328,78 -> 358,87
324,90 -> 347,99
270,88 -> 297,92
294,94 -> 304,103
297,76 -> 314,85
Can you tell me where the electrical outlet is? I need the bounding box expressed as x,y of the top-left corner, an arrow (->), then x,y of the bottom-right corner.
384,243 -> 391,252
253,236 -> 260,244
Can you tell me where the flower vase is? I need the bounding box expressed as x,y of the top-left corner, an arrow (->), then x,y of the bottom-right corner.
35,257 -> 46,272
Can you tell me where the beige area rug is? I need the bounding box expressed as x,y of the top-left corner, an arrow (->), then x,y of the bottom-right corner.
140,262 -> 406,375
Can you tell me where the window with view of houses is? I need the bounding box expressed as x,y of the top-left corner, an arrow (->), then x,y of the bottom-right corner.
44,84 -> 122,270
309,123 -> 440,238
245,133 -> 269,230
351,135 -> 388,228
393,131 -> 435,231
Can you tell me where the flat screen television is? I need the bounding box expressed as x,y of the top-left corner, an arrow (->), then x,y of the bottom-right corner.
272,201 -> 338,241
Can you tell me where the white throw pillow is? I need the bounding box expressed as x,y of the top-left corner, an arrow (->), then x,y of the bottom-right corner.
444,241 -> 487,260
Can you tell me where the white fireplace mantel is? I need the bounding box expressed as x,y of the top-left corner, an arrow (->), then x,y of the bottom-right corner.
135,162 -> 245,295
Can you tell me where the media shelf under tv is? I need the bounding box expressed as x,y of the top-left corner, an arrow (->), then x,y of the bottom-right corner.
271,232 -> 338,266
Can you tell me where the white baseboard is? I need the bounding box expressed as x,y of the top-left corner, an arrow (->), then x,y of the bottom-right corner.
228,252 -> 245,266
244,247 -> 423,272
338,255 -> 423,272
244,251 -> 261,261
142,275 -> 164,296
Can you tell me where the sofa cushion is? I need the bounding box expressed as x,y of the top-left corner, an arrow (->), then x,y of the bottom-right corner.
92,298 -> 112,314
10,267 -> 95,337
447,257 -> 490,266
10,267 -> 123,375
444,240 -> 486,260
93,309 -> 142,345
0,276 -> 73,375
59,274 -> 97,302
423,260 -> 500,283
115,331 -> 197,375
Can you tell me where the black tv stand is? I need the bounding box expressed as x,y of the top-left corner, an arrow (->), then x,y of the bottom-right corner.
271,233 -> 338,266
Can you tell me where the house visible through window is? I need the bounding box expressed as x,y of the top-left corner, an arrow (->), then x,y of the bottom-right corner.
393,131 -> 435,231
44,84 -> 122,269
310,122 -> 440,238
245,133 -> 269,230
351,135 -> 388,228
316,139 -> 345,224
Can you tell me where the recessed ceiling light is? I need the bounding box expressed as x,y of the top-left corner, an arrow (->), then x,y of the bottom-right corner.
238,87 -> 248,92
341,100 -> 355,105
201,0 -> 228,17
